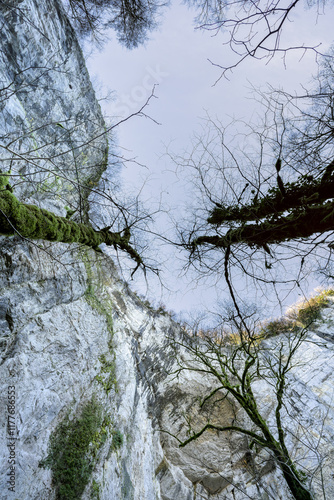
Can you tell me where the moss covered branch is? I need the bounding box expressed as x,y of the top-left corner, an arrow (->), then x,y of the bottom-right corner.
208,161 -> 334,226
0,188 -> 143,267
193,201 -> 334,250
179,423 -> 268,448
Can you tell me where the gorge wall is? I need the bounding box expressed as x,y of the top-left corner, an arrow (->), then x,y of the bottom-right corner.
0,0 -> 108,219
1,1 -> 334,499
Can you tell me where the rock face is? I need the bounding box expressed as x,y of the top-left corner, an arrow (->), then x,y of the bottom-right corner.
0,0 -> 108,219
1,237 -> 334,500
0,239 -> 167,500
1,1 -> 334,500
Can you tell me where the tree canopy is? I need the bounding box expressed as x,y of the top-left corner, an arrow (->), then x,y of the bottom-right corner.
63,0 -> 330,67
63,0 -> 165,47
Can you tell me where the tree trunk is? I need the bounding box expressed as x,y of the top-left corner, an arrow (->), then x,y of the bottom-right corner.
194,201 -> 334,250
0,189 -> 142,266
279,462 -> 313,500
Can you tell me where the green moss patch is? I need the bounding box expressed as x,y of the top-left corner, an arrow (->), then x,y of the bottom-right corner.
261,289 -> 334,338
91,479 -> 101,499
111,429 -> 123,451
293,289 -> 334,326
81,250 -> 113,335
0,172 -> 10,189
0,189 -> 143,268
80,251 -> 118,393
39,398 -> 110,500
96,353 -> 117,393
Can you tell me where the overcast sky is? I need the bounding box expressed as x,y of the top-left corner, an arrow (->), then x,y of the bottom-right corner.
87,1 -> 334,319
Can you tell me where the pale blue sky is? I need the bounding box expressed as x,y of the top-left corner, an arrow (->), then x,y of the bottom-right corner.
87,1 -> 334,318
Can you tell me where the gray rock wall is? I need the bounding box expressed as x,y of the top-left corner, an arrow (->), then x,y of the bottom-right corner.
0,0 -> 108,219
0,239 -> 166,499
1,237 -> 334,500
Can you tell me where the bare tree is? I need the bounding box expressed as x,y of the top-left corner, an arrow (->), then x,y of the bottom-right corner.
166,287 -> 334,500
164,64 -> 334,488
167,52 -> 334,311
184,0 -> 331,79
62,0 -> 168,48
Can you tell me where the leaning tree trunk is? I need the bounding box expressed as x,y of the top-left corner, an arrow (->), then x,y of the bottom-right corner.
193,201 -> 334,250
208,161 -> 334,225
276,456 -> 313,500
0,187 -> 142,267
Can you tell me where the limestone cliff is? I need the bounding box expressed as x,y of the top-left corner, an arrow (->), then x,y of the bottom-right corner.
1,1 -> 334,500
0,0 -> 108,218
1,237 -> 334,500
